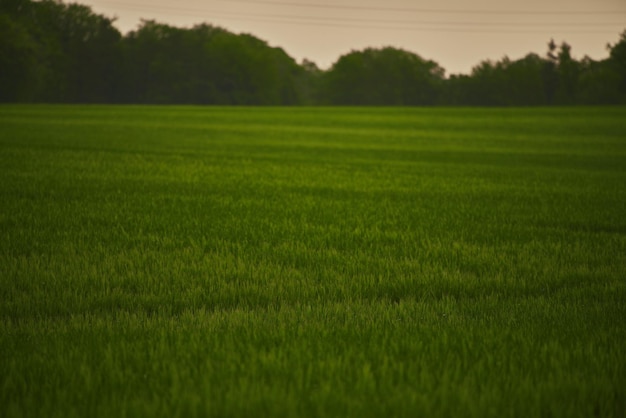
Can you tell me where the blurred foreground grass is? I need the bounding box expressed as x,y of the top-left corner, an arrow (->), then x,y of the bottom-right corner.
1,106 -> 625,417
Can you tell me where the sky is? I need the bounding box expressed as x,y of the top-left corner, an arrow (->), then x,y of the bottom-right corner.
78,0 -> 626,75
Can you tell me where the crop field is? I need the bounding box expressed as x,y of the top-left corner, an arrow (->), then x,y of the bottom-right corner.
1,105 -> 625,417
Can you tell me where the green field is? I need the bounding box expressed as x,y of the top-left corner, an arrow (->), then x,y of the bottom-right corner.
1,106 -> 625,417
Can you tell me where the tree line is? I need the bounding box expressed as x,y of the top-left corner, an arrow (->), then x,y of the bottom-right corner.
2,0 -> 626,105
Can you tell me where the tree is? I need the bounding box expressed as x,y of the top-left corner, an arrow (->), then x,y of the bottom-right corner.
295,59 -> 323,105
123,20 -> 200,103
321,47 -> 444,105
1,0 -> 624,105
203,31 -> 300,104
0,0 -> 122,102
0,13 -> 40,101
542,39 -> 559,104
554,42 -> 580,104
468,59 -> 506,105
577,57 -> 620,104
505,54 -> 547,105
56,3 -> 122,102
122,21 -> 303,104
607,30 -> 626,103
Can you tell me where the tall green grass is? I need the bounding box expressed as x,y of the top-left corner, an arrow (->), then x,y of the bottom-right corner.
1,106 -> 625,417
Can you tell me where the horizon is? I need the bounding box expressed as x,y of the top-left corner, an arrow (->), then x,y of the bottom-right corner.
77,0 -> 626,75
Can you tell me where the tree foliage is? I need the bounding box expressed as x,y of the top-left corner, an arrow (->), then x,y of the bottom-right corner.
1,0 -> 625,105
321,47 -> 444,105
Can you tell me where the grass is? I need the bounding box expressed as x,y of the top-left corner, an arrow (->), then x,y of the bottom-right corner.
1,105 -> 625,417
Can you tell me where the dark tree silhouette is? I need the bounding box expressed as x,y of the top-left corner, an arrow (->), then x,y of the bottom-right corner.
1,0 -> 625,105
608,30 -> 626,103
322,47 -> 444,105
542,39 -> 559,105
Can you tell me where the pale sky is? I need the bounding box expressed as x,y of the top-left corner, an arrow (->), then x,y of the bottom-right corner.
79,0 -> 625,75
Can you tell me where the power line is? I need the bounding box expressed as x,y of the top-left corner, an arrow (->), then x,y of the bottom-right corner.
97,0 -> 626,16
84,2 -> 624,37
215,0 -> 626,15
96,1 -> 625,32
212,17 -> 623,34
